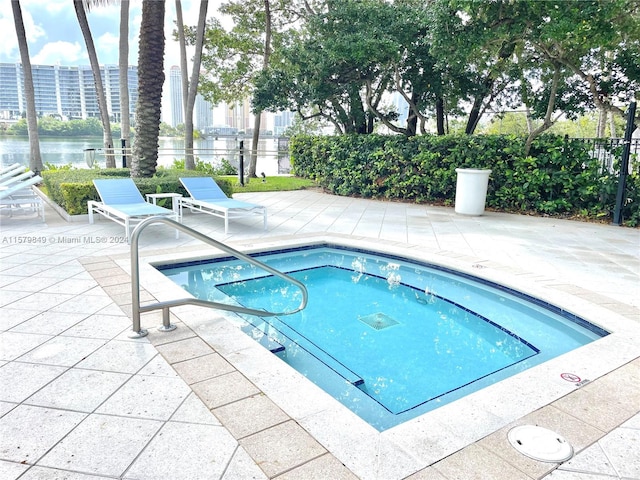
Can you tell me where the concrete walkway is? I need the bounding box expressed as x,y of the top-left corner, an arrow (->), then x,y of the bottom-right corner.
0,189 -> 638,479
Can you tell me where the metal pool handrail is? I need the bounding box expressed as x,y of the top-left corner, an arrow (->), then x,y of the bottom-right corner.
129,216 -> 308,338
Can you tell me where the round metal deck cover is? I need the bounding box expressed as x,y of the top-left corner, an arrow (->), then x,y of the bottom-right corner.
508,425 -> 573,463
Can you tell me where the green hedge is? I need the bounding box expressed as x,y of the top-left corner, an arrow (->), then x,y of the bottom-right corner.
290,134 -> 640,226
42,169 -> 234,215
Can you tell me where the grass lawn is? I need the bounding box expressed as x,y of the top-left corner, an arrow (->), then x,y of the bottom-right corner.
223,175 -> 318,193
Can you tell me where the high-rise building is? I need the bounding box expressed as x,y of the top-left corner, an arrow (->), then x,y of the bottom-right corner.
169,66 -> 183,127
274,110 -> 295,135
168,65 -> 215,129
167,66 -> 294,136
0,63 -> 138,122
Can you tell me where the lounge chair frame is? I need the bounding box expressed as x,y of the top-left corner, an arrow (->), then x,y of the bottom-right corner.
178,177 -> 267,233
0,170 -> 44,220
88,179 -> 179,242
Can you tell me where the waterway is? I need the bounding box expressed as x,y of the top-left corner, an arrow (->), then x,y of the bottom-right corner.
0,136 -> 290,175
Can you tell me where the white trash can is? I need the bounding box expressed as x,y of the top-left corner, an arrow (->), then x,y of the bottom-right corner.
454,168 -> 492,215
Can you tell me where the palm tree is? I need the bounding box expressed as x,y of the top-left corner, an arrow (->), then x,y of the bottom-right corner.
131,0 -> 165,177
74,0 -> 116,167
175,0 -> 208,170
11,0 -> 43,174
119,0 -> 131,167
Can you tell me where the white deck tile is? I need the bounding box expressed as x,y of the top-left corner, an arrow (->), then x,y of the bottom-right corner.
0,362 -> 67,403
17,337 -> 106,367
0,332 -> 54,361
170,392 -> 222,425
76,340 -> 158,374
0,189 -> 638,480
37,414 -> 163,477
124,422 -> 238,479
9,312 -> 87,336
0,405 -> 86,464
96,375 -> 191,421
24,368 -> 130,412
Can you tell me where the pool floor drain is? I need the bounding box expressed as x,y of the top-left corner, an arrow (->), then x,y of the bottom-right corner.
508,425 -> 573,463
359,312 -> 399,330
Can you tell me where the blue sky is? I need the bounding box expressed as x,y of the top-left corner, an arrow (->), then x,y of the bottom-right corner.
1,0 -> 225,122
0,0 -> 220,68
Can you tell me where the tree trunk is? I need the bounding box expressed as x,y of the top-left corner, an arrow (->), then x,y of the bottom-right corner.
596,105 -> 607,137
74,0 -> 115,167
175,1 -> 192,168
609,111 -> 617,138
524,65 -> 561,156
11,0 -> 43,174
248,0 -> 273,179
249,113 -> 262,179
465,95 -> 483,135
119,0 -> 131,168
435,96 -> 445,135
525,105 -> 534,134
179,0 -> 208,171
131,0 -> 165,178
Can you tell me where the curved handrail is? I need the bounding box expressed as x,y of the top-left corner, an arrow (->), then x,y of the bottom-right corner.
130,216 -> 308,337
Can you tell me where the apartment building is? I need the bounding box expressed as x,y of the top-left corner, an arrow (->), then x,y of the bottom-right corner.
168,65 -> 213,129
0,63 -> 138,122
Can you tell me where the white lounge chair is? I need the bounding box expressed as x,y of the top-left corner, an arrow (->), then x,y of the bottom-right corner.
179,177 -> 267,233
88,178 -> 179,242
0,170 -> 36,187
0,164 -> 25,179
0,170 -> 44,220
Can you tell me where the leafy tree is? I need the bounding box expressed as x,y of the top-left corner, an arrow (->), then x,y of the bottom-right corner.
428,1 -> 527,135
436,0 -> 639,149
131,0 -> 165,178
196,0 -> 300,178
254,0 -> 399,135
283,112 -> 328,137
255,0 -> 514,137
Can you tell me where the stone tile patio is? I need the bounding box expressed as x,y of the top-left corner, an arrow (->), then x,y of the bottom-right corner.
0,189 -> 638,479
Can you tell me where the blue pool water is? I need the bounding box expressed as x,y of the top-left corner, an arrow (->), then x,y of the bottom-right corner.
158,245 -> 608,431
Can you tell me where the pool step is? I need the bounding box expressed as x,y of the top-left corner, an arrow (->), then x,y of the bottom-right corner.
240,322 -> 363,386
259,335 -> 285,354
241,324 -> 285,354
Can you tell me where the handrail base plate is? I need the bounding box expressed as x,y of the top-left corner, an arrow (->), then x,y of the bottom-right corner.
129,329 -> 149,338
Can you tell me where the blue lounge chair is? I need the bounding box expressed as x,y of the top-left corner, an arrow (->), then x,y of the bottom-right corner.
179,177 -> 267,233
88,178 -> 179,242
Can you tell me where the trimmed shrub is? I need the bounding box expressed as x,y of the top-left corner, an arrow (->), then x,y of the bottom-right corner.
290,133 -> 639,226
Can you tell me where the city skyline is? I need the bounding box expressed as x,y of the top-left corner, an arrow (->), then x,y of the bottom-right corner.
0,61 -> 295,136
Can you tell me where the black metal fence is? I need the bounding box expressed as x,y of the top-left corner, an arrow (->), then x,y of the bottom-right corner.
571,137 -> 640,172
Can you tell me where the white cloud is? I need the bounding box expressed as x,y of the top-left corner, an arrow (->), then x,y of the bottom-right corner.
38,0 -> 68,15
0,15 -> 17,59
32,41 -> 85,65
0,4 -> 46,61
96,32 -> 119,65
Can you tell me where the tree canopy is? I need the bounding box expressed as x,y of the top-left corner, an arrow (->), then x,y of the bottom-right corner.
241,0 -> 639,137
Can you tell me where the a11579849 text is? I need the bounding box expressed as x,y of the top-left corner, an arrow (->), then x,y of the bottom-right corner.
1,235 -> 127,245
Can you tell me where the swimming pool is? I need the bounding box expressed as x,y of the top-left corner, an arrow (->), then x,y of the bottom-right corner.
158,244 -> 608,431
